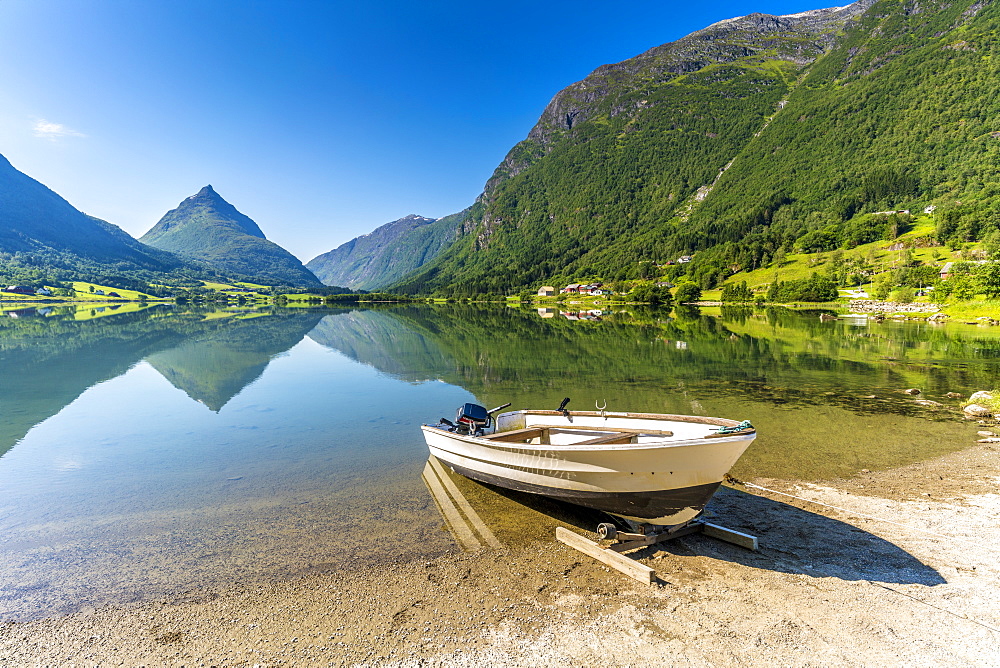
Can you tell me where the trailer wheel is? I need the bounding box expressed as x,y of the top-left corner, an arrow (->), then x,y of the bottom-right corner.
596,523 -> 617,540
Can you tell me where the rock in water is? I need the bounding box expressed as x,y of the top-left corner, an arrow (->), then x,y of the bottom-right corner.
963,404 -> 993,418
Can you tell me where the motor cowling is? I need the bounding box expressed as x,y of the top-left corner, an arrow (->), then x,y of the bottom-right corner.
452,403 -> 491,435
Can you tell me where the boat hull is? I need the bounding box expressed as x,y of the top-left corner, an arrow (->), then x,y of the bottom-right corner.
422,410 -> 755,526
436,456 -> 723,524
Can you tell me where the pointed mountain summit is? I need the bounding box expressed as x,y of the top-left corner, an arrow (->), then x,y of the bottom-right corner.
0,153 -> 186,273
141,186 -> 320,286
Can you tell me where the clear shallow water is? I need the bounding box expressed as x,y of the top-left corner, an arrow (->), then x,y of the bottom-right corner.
0,304 -> 995,620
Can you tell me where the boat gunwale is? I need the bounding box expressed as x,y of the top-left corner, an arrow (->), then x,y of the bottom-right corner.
421,410 -> 755,453
518,409 -> 742,428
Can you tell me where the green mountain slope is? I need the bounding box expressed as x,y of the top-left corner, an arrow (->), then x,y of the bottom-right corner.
306,211 -> 465,291
677,0 -> 1000,284
391,2 -> 874,294
141,186 -> 320,287
0,153 -> 196,282
391,0 -> 999,294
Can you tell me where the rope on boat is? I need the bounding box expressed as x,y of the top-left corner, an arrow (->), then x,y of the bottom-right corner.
725,476 -> 1000,557
716,420 -> 754,434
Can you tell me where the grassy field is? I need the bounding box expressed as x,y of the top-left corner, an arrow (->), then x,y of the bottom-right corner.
70,282 -> 160,301
724,215 -> 958,294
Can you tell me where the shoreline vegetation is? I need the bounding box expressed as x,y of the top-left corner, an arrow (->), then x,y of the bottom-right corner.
8,224 -> 1000,321
5,290 -> 1000,325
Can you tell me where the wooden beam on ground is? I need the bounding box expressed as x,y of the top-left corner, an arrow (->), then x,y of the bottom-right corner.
428,456 -> 503,549
700,522 -> 759,550
556,527 -> 655,585
421,463 -> 481,551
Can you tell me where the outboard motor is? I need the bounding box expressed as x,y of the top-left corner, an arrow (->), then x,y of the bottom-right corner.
433,402 -> 512,436
455,402 -> 490,436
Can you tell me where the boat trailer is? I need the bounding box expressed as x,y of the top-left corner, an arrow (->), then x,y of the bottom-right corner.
556,518 -> 758,585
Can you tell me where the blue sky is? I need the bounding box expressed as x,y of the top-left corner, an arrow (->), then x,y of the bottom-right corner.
0,0 -> 826,261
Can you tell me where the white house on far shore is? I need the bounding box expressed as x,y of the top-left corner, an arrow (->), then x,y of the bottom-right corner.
537,286 -> 556,297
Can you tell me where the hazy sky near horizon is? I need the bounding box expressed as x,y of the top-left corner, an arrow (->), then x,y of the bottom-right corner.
0,0 -> 824,261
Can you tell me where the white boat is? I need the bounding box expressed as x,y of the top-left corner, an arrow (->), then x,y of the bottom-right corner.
421,401 -> 756,527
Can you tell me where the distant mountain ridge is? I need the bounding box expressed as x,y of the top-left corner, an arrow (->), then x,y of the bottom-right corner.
0,153 -> 190,277
307,210 -> 465,291
141,186 -> 320,286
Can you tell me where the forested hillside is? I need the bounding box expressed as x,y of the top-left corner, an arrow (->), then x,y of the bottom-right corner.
307,211 -> 465,290
0,153 -> 204,286
391,0 -> 999,295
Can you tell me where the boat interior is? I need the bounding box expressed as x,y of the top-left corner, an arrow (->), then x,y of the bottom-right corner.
482,424 -> 675,446
483,411 -> 754,446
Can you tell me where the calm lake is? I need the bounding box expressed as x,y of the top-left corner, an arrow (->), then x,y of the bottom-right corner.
0,303 -> 994,620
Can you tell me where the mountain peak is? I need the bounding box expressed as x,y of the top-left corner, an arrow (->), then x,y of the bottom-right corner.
140,187 -> 320,286
162,186 -> 266,239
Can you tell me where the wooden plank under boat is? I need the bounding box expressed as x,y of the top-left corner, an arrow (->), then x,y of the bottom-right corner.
421,408 -> 756,527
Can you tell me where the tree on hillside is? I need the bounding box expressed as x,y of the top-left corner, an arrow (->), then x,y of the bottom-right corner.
978,262 -> 1000,299
767,274 -> 838,302
721,281 -> 753,302
674,282 -> 702,304
871,273 -> 893,300
630,283 -> 672,306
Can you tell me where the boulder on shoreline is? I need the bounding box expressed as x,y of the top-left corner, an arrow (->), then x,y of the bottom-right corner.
964,403 -> 994,418
848,300 -> 940,314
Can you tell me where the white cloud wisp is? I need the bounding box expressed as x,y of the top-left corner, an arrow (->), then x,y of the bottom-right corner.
33,119 -> 86,140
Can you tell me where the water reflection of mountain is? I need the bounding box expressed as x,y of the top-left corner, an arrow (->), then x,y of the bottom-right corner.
308,305 -> 1000,408
307,305 -> 1000,478
307,309 -> 451,382
146,312 -> 325,411
0,307 -> 326,454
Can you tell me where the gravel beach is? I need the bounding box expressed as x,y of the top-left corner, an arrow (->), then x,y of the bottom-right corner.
3,442 -> 999,666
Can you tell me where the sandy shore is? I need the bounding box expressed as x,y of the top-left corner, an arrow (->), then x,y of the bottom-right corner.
3,442 -> 999,666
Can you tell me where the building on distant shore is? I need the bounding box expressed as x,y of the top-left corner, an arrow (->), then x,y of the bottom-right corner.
537,286 -> 555,297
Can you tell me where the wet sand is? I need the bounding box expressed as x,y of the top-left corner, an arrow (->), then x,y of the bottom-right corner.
3,443 -> 999,666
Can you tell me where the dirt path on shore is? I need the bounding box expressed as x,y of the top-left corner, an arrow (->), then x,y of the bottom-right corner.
3,443 -> 999,666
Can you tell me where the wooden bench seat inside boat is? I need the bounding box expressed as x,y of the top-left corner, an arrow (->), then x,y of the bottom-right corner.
482,423 -> 670,445
572,432 -> 638,445
481,426 -> 548,442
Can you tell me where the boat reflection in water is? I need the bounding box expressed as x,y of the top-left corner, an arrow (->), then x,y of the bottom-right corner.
422,456 -> 502,551
421,455 -> 624,551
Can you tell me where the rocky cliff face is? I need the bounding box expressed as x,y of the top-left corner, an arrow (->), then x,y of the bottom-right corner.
307,211 -> 465,291
484,0 -> 876,195
141,186 -> 319,287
